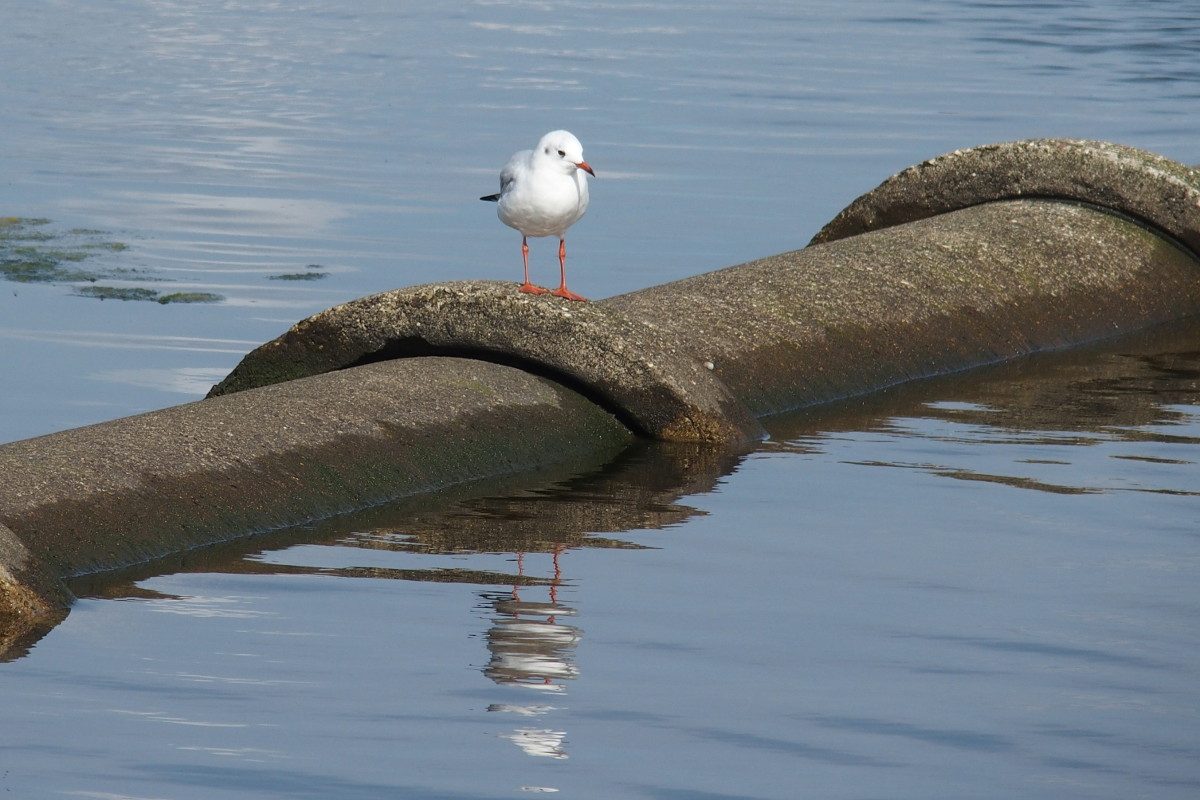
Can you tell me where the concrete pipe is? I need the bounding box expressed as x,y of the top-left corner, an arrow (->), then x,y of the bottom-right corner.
2,138 -> 1199,632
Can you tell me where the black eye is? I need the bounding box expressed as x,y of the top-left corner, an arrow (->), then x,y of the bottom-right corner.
557,149 -> 566,157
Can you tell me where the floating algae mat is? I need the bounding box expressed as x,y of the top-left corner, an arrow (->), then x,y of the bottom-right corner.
269,265 -> 329,281
0,217 -> 223,304
0,217 -> 131,283
73,287 -> 224,304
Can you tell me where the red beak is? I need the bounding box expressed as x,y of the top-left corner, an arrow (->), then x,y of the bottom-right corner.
576,160 -> 595,177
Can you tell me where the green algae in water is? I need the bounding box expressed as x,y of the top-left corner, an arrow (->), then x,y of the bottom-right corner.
2,217 -> 222,304
72,286 -> 224,303
4,217 -> 332,304
269,264 -> 328,281
269,272 -> 328,281
79,241 -> 129,252
0,217 -> 53,241
156,292 -> 223,304
1,217 -> 131,285
3,248 -> 100,283
74,286 -> 162,302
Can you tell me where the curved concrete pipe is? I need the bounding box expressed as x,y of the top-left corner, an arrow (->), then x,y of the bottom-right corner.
0,357 -> 634,633
212,139 -> 1200,434
2,138 -> 1199,629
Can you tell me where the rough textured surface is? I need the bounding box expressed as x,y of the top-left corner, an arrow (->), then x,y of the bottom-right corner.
210,142 -> 1200,438
811,138 -> 1200,254
5,138 -> 1200,625
209,281 -> 765,443
608,199 -> 1200,416
0,523 -> 70,659
0,358 -> 632,630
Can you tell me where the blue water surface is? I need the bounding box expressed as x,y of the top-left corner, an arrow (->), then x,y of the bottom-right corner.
1,1 -> 1198,798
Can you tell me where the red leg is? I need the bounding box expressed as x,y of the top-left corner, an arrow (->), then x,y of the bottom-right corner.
517,236 -> 548,295
550,238 -> 587,302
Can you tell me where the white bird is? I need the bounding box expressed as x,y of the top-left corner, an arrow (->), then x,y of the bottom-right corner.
481,130 -> 595,302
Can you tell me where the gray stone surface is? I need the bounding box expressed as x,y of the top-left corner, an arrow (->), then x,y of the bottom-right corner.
608,199 -> 1200,417
0,358 -> 631,631
811,138 -> 1200,254
5,138 -> 1200,625
210,281 -> 765,443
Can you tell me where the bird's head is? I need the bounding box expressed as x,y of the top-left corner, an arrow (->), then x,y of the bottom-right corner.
538,130 -> 595,177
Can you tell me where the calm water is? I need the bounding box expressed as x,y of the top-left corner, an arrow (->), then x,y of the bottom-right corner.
2,1 -> 1199,797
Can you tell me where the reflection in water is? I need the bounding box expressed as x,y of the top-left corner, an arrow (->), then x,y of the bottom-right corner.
43,440 -> 746,783
61,440 -> 741,595
499,727 -> 569,762
482,550 -> 580,691
22,319 -> 1198,648
12,317 -> 1199,796
482,547 -> 580,760
331,442 -> 745,764
763,318 -> 1200,496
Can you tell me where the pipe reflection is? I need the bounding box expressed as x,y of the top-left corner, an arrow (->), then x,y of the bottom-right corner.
38,441 -> 742,662
768,318 -> 1200,443
762,317 -> 1200,495
4,317 -> 1188,666
19,317 -> 1197,665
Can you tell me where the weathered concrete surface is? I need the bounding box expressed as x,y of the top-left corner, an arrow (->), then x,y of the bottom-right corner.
608,199 -> 1200,417
210,141 -> 1199,430
811,138 -> 1200,253
0,522 -> 70,619
4,138 -> 1200,629
0,357 -> 632,628
212,202 -> 1200,427
209,281 -> 764,443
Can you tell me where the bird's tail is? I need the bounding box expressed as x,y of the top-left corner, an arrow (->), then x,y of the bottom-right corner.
479,193 -> 500,202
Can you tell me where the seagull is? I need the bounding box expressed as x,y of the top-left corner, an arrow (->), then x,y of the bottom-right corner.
481,130 -> 595,302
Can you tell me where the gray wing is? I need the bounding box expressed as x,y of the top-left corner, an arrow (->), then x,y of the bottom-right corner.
479,163 -> 516,203
498,163 -> 517,195
480,149 -> 529,202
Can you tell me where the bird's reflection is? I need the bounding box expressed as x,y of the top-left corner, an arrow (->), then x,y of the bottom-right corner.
481,546 -> 579,759
483,549 -> 580,691
498,728 -> 569,761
